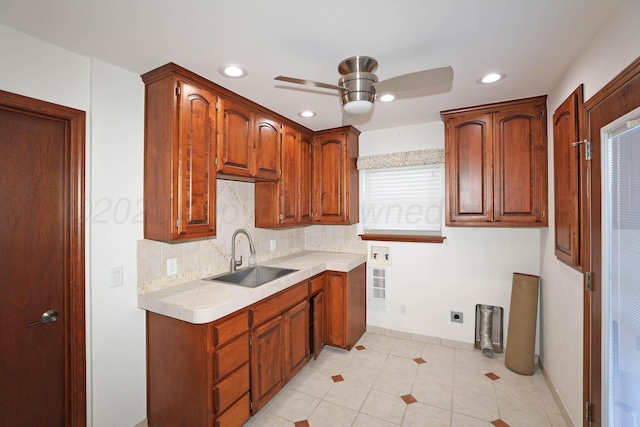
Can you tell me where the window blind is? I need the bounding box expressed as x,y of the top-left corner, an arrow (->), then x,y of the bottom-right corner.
362,164 -> 443,233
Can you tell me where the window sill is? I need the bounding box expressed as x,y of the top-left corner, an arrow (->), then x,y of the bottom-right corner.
358,233 -> 446,243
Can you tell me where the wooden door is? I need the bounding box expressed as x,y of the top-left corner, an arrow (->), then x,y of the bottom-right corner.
493,104 -> 547,224
314,132 -> 346,223
583,57 -> 640,427
218,98 -> 253,177
250,316 -> 284,414
299,132 -> 314,224
445,114 -> 493,224
280,126 -> 298,225
284,300 -> 309,382
0,90 -> 85,426
553,86 -> 583,269
254,114 -> 280,181
176,81 -> 217,239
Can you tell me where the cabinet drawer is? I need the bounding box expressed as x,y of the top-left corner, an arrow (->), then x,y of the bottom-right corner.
212,311 -> 249,348
251,282 -> 308,326
215,392 -> 250,427
214,363 -> 250,415
214,333 -> 249,381
309,274 -> 325,294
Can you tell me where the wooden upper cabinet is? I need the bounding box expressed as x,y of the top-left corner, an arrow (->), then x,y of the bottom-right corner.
254,113 -> 281,181
313,126 -> 360,225
217,99 -> 281,181
254,126 -> 314,228
142,65 -> 217,242
442,96 -> 548,227
218,98 -> 254,177
553,86 -> 583,269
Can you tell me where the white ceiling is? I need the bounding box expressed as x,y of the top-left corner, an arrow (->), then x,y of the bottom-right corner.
0,0 -> 622,132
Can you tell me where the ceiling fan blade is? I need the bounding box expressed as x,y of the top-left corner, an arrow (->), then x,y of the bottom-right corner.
373,66 -> 453,94
274,76 -> 346,92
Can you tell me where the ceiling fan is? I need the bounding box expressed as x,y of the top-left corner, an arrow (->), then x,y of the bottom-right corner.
275,56 -> 454,115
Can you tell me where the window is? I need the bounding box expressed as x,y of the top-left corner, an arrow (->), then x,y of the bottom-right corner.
361,164 -> 444,241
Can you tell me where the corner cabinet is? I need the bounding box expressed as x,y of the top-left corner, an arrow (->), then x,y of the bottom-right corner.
313,126 -> 360,225
441,96 -> 548,227
142,64 -> 218,242
255,126 -> 358,228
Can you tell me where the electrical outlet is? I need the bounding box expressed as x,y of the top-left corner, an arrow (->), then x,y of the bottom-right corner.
400,305 -> 408,315
167,258 -> 178,276
270,239 -> 276,251
451,311 -> 463,323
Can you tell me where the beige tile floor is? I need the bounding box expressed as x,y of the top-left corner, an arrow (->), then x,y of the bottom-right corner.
244,330 -> 568,427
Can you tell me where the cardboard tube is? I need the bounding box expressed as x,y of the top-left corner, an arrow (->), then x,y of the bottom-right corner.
505,272 -> 540,375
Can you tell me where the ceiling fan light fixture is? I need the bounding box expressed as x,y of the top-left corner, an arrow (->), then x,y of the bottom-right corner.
343,100 -> 373,114
220,64 -> 248,78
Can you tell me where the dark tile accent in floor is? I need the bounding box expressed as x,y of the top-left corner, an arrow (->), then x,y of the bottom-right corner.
401,394 -> 418,404
331,374 -> 344,383
485,372 -> 501,381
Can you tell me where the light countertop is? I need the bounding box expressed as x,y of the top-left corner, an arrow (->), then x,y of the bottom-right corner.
137,251 -> 366,324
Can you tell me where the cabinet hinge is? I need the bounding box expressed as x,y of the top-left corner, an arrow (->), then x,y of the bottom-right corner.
175,85 -> 181,97
585,271 -> 593,292
585,401 -> 592,422
250,400 -> 253,411
249,336 -> 252,347
214,157 -> 219,166
279,214 -> 283,220
215,101 -> 219,111
572,139 -> 592,160
175,219 -> 179,228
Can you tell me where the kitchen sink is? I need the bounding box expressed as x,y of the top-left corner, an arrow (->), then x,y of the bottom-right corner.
205,266 -> 298,288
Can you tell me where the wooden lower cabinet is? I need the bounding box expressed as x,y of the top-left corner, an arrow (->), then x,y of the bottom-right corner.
324,263 -> 366,350
146,310 -> 250,427
146,267 -> 365,425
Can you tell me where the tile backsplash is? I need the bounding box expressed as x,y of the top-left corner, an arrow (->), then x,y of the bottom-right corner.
137,180 -> 367,294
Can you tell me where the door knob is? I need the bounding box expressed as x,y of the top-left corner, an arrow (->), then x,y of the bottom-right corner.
27,309 -> 58,327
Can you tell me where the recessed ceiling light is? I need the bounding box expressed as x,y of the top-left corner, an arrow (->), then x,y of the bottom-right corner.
479,73 -> 505,84
298,110 -> 316,118
220,65 -> 248,78
378,94 -> 396,102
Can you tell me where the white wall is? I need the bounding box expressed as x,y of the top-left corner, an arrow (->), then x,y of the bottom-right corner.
359,122 -> 541,345
540,0 -> 640,425
0,25 -> 147,426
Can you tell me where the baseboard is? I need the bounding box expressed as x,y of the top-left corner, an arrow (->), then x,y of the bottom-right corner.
133,419 -> 148,427
365,325 -> 474,350
538,358 -> 575,427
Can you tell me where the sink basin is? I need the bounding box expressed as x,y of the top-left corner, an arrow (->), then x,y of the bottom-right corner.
205,266 -> 299,288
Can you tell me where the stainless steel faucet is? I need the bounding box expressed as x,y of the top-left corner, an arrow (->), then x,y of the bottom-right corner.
230,229 -> 256,271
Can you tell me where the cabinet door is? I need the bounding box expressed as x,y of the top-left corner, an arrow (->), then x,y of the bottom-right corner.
280,126 -> 299,225
218,98 -> 253,177
324,272 -> 346,348
254,114 -> 280,181
314,132 -> 347,223
284,300 -> 309,382
553,86 -> 583,268
493,104 -> 547,224
250,316 -> 284,414
445,114 -> 493,224
176,81 -> 217,238
298,132 -> 314,224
